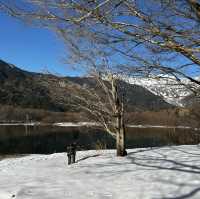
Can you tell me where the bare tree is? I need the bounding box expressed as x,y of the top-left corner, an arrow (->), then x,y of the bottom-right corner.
1,0 -> 200,153
67,70 -> 127,156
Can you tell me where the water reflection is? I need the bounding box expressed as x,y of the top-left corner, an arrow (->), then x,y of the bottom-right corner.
0,125 -> 200,154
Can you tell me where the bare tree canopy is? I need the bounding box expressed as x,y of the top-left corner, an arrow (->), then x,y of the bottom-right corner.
1,0 -> 200,89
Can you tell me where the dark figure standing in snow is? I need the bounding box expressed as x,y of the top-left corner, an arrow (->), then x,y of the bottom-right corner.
67,143 -> 77,165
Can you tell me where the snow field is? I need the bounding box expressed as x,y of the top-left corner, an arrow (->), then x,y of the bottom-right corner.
0,145 -> 200,198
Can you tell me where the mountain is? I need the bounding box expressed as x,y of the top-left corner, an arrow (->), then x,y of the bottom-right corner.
67,76 -> 173,111
0,60 -> 62,111
127,76 -> 197,106
0,59 -> 172,113
181,91 -> 200,107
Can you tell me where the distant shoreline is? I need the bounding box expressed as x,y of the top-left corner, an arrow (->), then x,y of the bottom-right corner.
0,122 -> 199,130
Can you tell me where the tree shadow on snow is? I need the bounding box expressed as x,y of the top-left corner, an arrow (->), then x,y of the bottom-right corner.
76,146 -> 200,199
126,146 -> 200,199
76,154 -> 100,163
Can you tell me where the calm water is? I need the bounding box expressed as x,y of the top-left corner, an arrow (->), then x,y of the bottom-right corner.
0,125 -> 200,154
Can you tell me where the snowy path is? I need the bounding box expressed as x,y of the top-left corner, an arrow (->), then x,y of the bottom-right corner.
1,145 -> 200,198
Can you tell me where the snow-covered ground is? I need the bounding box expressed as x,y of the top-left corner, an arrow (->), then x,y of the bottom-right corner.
0,122 -> 41,126
1,145 -> 200,199
54,122 -> 98,127
55,122 -> 200,130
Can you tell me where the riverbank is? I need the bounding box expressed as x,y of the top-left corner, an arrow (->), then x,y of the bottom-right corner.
0,122 -> 199,131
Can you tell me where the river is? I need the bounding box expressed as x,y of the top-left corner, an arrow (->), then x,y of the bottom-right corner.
0,124 -> 200,154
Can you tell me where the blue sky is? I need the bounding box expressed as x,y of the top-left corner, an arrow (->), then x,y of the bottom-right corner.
0,8 -> 198,78
0,12 -> 82,76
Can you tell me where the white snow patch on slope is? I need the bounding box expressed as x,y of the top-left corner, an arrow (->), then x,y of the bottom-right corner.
127,76 -> 199,106
1,145 -> 200,199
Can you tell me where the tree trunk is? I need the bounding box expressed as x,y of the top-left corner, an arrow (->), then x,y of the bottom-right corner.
116,127 -> 126,156
116,107 -> 127,156
112,78 -> 127,157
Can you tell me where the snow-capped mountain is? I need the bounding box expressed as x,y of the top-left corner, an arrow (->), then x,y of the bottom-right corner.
126,76 -> 199,106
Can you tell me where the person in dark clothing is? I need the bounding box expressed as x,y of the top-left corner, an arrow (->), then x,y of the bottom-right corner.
67,142 -> 77,165
71,142 -> 76,163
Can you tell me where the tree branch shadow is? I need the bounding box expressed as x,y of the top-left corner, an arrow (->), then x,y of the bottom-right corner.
76,146 -> 200,199
161,187 -> 200,199
76,154 -> 100,163
126,147 -> 200,199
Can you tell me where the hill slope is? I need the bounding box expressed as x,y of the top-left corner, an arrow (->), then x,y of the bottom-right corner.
0,59 -> 172,112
